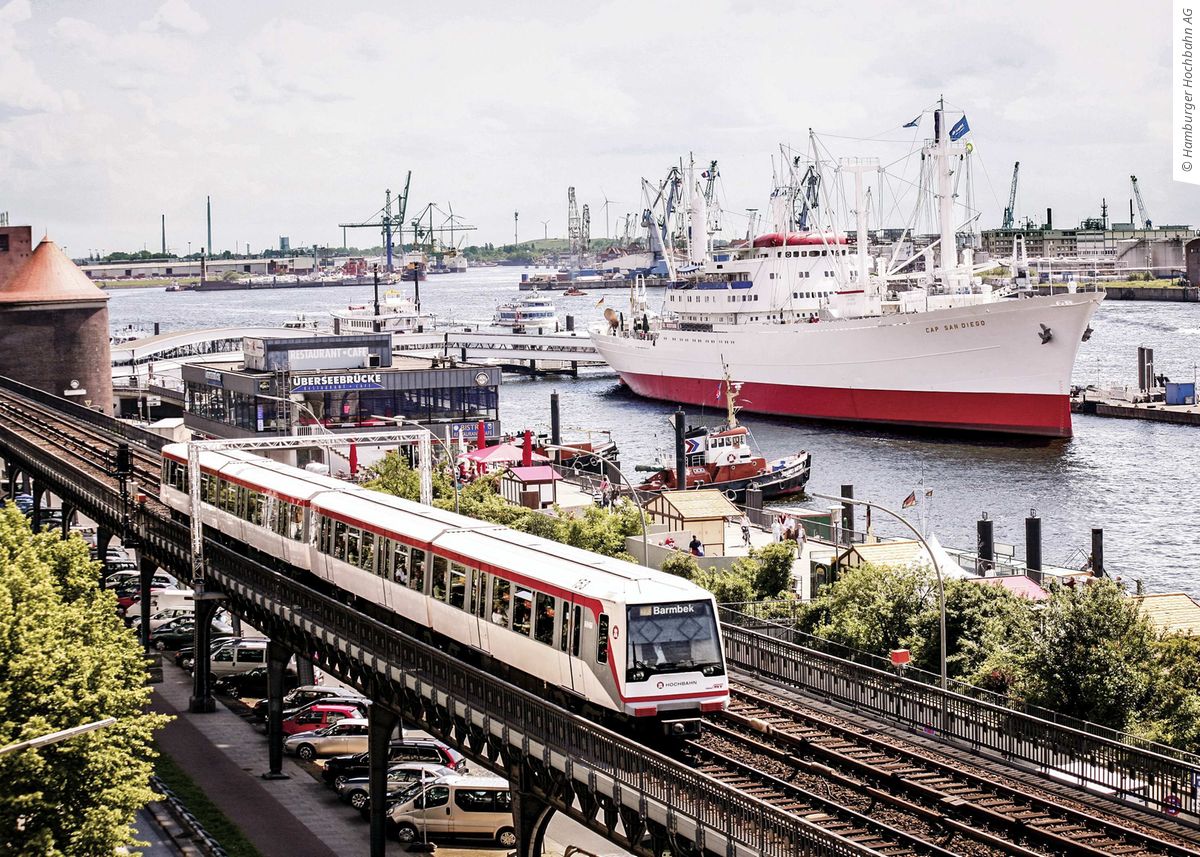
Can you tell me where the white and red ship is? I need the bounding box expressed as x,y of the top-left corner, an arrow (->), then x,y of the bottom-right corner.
591,109 -> 1103,438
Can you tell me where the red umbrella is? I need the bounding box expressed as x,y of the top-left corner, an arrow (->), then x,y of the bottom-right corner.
477,420 -> 487,449
522,430 -> 533,466
348,443 -> 359,476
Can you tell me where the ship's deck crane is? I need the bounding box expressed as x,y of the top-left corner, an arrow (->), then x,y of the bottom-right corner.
701,160 -> 721,233
1002,161 -> 1019,230
641,166 -> 683,280
794,161 -> 821,230
1131,175 -> 1152,228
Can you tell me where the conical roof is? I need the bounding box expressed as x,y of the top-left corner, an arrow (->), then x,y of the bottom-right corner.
0,239 -> 108,304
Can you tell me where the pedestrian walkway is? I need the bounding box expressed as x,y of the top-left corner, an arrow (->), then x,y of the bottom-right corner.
151,663 -> 355,856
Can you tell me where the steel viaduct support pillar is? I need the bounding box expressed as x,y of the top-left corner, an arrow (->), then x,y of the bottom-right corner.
95,527 -> 115,585
30,481 -> 44,531
189,596 -> 220,713
368,704 -> 399,857
262,641 -> 291,781
510,786 -> 553,857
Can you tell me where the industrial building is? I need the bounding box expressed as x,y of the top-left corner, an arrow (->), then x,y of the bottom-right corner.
179,333 -> 501,469
79,254 -> 318,280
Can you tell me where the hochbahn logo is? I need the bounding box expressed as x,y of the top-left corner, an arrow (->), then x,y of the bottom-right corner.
290,372 -> 384,392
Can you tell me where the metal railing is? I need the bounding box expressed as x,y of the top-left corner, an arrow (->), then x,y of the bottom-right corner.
0,375 -> 168,452
720,615 -> 1200,824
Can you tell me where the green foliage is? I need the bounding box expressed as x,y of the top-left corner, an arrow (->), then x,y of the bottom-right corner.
738,542 -> 796,599
660,552 -> 700,580
691,567 -> 756,604
1020,579 -> 1158,729
806,563 -> 933,655
0,506 -> 169,856
1136,636 -> 1200,750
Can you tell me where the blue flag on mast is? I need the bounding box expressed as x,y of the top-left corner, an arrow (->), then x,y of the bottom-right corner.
949,115 -> 970,141
903,116 -> 920,128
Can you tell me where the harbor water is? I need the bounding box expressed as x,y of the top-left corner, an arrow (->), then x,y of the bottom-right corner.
106,268 -> 1200,597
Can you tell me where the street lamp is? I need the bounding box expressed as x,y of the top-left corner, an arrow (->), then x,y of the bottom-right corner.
544,443 -> 649,568
370,415 -> 460,513
0,717 -> 117,757
811,491 -> 947,692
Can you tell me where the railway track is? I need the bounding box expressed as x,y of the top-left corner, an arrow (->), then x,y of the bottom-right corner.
720,680 -> 1200,857
0,391 -> 163,503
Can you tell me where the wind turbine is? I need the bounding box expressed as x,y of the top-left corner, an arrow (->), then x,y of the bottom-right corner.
539,219 -> 550,240
600,190 -> 620,239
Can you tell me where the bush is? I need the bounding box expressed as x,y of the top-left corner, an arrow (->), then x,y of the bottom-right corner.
660,552 -> 700,580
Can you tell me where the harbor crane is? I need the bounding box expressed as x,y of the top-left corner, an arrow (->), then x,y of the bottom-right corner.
567,187 -> 582,258
581,204 -> 591,252
1131,175 -> 1152,228
338,172 -> 411,272
1002,161 -> 1020,229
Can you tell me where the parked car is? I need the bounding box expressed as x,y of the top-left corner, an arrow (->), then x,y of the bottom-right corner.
104,569 -> 178,589
281,703 -> 362,738
321,740 -> 467,790
209,639 -> 269,679
129,606 -> 199,634
175,635 -> 254,669
251,685 -> 349,723
115,580 -> 168,613
149,616 -> 234,651
387,775 -> 515,846
213,667 -> 300,698
102,559 -> 139,575
11,493 -> 33,514
339,762 -> 456,813
284,716 -> 370,760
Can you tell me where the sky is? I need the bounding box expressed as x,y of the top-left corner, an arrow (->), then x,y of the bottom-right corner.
0,0 -> 1192,255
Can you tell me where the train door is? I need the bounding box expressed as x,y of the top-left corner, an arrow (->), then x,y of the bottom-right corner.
557,597 -> 575,691
570,603 -> 589,693
469,569 -> 489,652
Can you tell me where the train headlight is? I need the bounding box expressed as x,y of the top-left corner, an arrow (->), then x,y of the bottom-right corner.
701,664 -> 722,676
630,670 -> 646,683
670,722 -> 687,736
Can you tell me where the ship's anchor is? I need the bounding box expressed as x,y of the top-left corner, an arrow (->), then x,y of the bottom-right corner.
1081,325 -> 1094,342
1038,324 -> 1054,344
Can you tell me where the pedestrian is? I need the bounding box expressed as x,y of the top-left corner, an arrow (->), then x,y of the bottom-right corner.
740,513 -> 752,548
796,524 -> 807,555
771,515 -> 782,543
688,534 -> 704,557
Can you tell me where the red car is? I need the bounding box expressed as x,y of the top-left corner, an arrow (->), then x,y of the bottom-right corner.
281,703 -> 362,737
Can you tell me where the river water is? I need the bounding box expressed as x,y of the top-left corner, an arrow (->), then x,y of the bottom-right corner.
105,267 -> 1200,597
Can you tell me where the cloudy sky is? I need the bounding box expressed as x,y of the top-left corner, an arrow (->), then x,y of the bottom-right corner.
0,0 -> 1189,255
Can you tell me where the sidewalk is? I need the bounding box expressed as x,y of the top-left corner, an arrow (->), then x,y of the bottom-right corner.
151,663 -> 358,856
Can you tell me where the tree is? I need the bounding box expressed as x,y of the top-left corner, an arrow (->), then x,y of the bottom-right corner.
731,542 -> 796,600
806,562 -> 932,656
1019,579 -> 1158,729
691,567 -> 755,604
660,552 -> 700,580
1138,635 -> 1200,752
0,507 -> 168,855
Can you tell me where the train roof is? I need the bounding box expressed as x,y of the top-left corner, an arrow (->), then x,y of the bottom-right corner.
311,490 -> 494,547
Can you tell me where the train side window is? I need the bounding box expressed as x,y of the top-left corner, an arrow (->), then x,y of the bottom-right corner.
410,550 -> 426,593
571,605 -> 582,656
559,600 -> 570,652
491,577 -> 510,628
513,589 -> 533,637
431,556 -> 448,601
392,542 -> 409,584
346,528 -> 360,566
534,593 -> 555,645
292,505 -> 305,541
360,531 -> 375,572
597,613 -> 609,664
448,563 -> 467,609
333,521 -> 347,560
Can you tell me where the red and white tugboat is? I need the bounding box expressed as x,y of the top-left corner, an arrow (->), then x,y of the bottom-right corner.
636,368 -> 811,502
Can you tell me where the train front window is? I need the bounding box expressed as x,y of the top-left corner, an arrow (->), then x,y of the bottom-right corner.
626,601 -> 723,681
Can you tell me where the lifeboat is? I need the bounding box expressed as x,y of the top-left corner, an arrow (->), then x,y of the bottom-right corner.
751,232 -> 849,247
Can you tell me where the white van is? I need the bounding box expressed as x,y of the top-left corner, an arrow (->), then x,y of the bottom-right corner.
388,775 -> 514,847
209,639 -> 269,678
150,587 -> 195,613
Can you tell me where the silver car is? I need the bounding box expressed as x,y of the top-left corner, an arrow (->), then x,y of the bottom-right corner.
284,717 -> 370,760
338,762 -> 456,812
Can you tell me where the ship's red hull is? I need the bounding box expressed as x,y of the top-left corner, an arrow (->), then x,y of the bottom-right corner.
619,372 -> 1073,438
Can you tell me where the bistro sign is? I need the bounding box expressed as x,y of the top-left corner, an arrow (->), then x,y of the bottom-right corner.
290,372 -> 384,393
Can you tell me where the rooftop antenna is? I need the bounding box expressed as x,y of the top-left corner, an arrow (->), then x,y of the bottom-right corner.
206,196 -> 212,256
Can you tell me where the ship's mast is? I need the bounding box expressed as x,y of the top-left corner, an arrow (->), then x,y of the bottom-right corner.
721,357 -> 741,429
932,105 -> 958,276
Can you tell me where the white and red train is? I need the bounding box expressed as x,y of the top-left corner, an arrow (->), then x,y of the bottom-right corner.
160,444 -> 728,731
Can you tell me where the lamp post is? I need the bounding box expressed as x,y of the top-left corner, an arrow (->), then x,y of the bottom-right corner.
370,415 -> 459,514
0,717 -> 117,757
544,443 -> 649,568
810,490 -> 947,692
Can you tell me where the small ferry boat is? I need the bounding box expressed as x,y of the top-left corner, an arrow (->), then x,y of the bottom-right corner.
493,291 -> 558,331
330,291 -> 435,336
563,286 -> 588,296
635,369 -> 811,502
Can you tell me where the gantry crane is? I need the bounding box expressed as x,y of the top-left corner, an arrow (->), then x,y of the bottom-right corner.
1002,162 -> 1019,230
338,172 -> 411,272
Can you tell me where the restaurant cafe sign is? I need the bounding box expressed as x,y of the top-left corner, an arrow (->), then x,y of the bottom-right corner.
290,372 -> 384,393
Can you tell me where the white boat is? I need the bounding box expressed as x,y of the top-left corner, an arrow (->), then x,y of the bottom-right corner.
330,290 -> 436,336
493,291 -> 559,331
590,108 -> 1103,438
